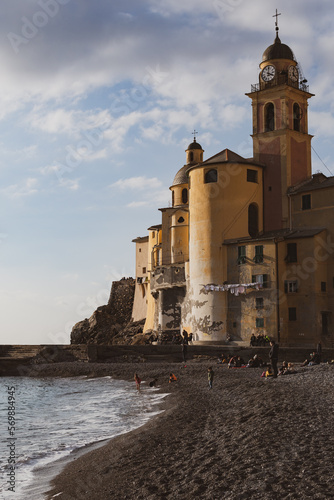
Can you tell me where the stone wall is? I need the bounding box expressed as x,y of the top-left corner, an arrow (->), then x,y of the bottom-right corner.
71,277 -> 136,345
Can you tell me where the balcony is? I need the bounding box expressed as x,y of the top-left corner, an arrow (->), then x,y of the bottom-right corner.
250,75 -> 309,93
150,264 -> 186,291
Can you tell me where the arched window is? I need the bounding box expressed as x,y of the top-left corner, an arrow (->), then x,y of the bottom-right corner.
172,190 -> 175,207
189,151 -> 194,163
204,169 -> 217,184
182,188 -> 188,204
248,203 -> 259,238
265,102 -> 275,132
293,103 -> 300,131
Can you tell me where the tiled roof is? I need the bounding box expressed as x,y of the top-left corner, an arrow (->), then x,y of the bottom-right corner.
172,165 -> 189,186
132,236 -> 149,243
201,148 -> 253,165
289,173 -> 334,194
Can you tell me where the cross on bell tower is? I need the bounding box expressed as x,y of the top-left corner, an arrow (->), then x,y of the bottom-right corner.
273,9 -> 281,35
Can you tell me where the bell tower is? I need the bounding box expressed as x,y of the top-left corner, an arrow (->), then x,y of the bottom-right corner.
246,12 -> 314,231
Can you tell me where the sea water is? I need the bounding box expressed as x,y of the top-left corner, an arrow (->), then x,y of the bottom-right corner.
0,376 -> 167,499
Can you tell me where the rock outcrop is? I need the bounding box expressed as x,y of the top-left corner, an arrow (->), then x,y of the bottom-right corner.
71,277 -> 138,345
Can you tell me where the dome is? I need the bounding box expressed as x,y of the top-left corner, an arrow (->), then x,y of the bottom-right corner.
172,165 -> 189,186
187,139 -> 203,150
262,34 -> 294,62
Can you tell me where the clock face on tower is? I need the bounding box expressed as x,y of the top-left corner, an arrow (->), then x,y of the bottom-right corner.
261,65 -> 276,82
288,65 -> 299,82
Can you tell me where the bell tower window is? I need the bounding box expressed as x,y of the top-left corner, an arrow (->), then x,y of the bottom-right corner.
189,152 -> 194,162
265,102 -> 275,132
182,188 -> 188,204
293,103 -> 300,131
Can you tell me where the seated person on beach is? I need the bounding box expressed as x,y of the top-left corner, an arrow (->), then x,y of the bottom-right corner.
302,352 -> 321,366
228,356 -> 237,368
149,378 -> 158,387
228,356 -> 245,368
169,373 -> 177,383
261,365 -> 273,378
286,362 -> 296,374
247,354 -> 264,368
217,353 -> 227,364
278,361 -> 288,375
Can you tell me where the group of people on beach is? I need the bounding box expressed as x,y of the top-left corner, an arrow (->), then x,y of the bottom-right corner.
217,340 -> 279,376
218,340 -> 290,379
134,340 -> 324,390
134,369 -> 215,391
261,360 -> 296,378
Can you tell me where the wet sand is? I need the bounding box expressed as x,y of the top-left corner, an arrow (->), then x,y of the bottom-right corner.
28,360 -> 334,500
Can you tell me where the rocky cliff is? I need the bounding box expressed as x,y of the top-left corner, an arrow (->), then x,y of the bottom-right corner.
71,277 -> 146,345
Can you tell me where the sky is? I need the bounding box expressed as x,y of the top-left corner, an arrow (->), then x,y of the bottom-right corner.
1,0 -> 334,345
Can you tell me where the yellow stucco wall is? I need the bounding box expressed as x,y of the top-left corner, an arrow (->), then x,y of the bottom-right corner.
186,161 -> 263,341
170,210 -> 189,264
277,231 -> 329,345
143,227 -> 164,332
132,237 -> 149,322
171,183 -> 188,207
226,240 -> 277,343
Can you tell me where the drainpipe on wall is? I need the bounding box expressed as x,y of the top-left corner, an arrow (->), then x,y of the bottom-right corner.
275,239 -> 280,343
287,192 -> 292,231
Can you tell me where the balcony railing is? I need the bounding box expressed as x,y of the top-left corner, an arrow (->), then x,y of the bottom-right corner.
251,76 -> 309,93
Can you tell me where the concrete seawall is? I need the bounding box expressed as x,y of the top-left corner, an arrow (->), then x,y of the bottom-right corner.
1,344 -> 334,376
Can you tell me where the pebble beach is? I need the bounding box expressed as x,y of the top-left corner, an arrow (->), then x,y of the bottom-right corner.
21,358 -> 334,500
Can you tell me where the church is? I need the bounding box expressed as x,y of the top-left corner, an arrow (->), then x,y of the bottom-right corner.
131,23 -> 334,347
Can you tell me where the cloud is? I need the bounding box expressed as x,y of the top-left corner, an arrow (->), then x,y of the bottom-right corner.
111,176 -> 163,191
127,200 -> 149,208
111,176 -> 170,208
310,111 -> 334,138
29,108 -> 76,134
58,178 -> 80,191
2,178 -> 38,198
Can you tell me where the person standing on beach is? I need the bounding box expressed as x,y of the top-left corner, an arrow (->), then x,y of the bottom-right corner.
181,337 -> 188,363
208,367 -> 214,389
269,340 -> 279,378
134,373 -> 141,392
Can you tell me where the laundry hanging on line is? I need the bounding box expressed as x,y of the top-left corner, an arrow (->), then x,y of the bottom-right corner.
202,282 -> 261,296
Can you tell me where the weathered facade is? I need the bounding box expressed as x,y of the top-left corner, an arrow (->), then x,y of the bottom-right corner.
131,28 -> 334,346
131,236 -> 149,322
